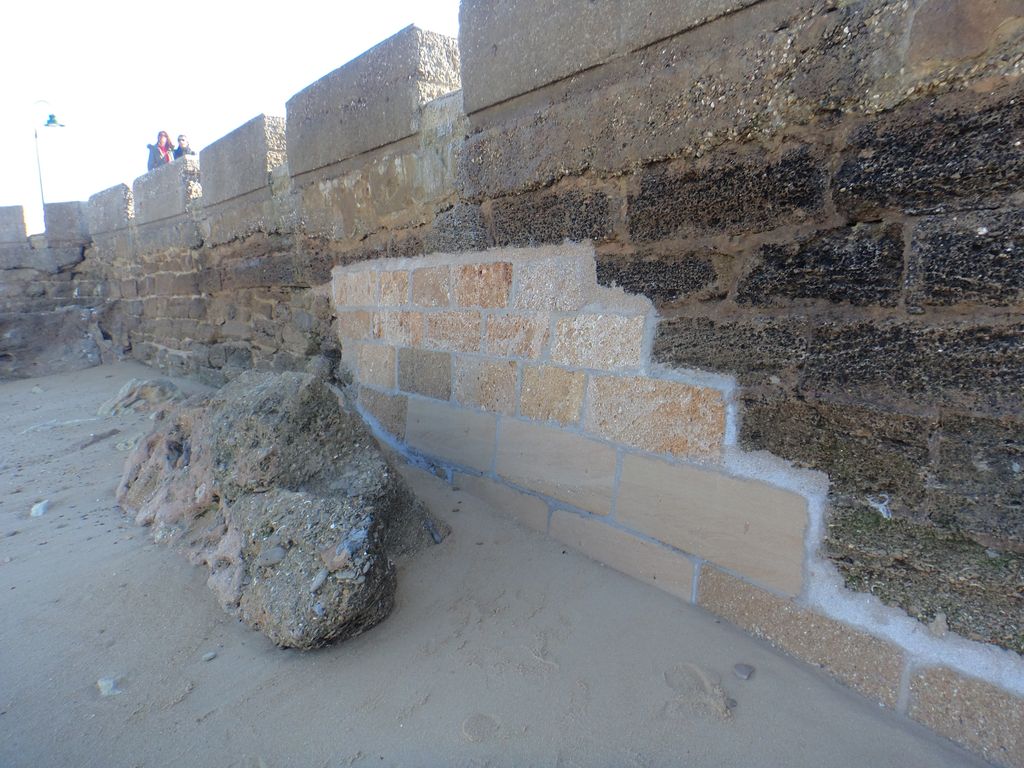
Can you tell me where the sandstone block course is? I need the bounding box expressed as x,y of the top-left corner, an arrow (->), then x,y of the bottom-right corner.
520,364 -> 585,425
373,311 -> 425,347
551,510 -> 695,602
550,314 -> 645,371
512,248 -> 597,312
379,270 -> 410,306
335,310 -> 374,341
454,472 -> 549,533
334,270 -> 377,308
356,344 -> 396,389
358,386 -> 408,440
698,567 -> 903,707
585,375 -> 725,460
496,419 -> 616,515
412,265 -> 451,307
484,313 -> 550,358
454,356 -> 517,414
618,455 -> 806,595
454,262 -> 512,307
424,311 -> 482,352
398,347 -> 451,400
405,397 -> 497,472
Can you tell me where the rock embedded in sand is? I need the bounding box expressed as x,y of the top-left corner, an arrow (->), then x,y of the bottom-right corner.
116,368 -> 446,649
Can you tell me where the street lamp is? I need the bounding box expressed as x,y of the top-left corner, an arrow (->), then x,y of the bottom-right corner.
33,104 -> 64,219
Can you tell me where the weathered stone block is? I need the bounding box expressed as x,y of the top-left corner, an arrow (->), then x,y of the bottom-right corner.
0,206 -> 26,243
453,356 -> 516,414
585,375 -> 725,460
398,347 -> 451,400
550,314 -> 645,371
737,224 -> 904,307
43,202 -> 88,246
358,386 -> 408,440
550,510 -> 695,602
133,157 -> 202,225
424,204 -> 489,253
834,85 -> 1024,215
356,343 -> 396,389
908,209 -> 1024,306
520,364 -> 585,426
510,245 -> 598,312
618,455 -> 806,595
653,315 -> 804,386
484,313 -> 550,359
909,667 -> 1024,767
454,262 -> 512,308
802,321 -> 1024,414
459,0 -> 761,114
412,265 -> 451,307
424,311 -> 482,353
379,270 -> 410,306
491,189 -> 614,247
597,249 -> 719,305
373,311 -> 425,347
333,270 -> 377,308
335,310 -> 374,341
453,472 -> 549,533
199,114 -> 286,207
629,147 -> 826,242
405,397 -> 497,471
286,26 -> 460,176
495,419 -> 616,515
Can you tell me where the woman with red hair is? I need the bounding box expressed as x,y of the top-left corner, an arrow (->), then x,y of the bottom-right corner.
146,131 -> 174,171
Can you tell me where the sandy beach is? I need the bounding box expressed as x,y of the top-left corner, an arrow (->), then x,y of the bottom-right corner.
0,362 -> 991,767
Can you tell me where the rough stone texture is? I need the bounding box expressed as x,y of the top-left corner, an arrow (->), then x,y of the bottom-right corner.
199,114 -> 286,207
909,666 -> 1024,768
133,157 -> 202,225
597,249 -> 719,305
454,261 -> 512,308
698,567 -> 904,708
520,364 -> 585,425
356,343 -> 396,389
373,311 -> 425,347
379,270 -> 410,306
618,455 -> 806,595
629,147 -> 826,242
358,386 -> 408,440
116,370 -> 443,649
737,224 -> 904,307
908,209 -> 1024,307
412,266 -> 452,307
550,509 -> 696,602
550,314 -> 645,371
424,311 -> 482,353
491,189 -> 614,247
43,202 -> 89,246
511,247 -> 597,312
286,26 -> 461,176
484,313 -> 550,359
87,184 -> 134,235
0,307 -> 102,380
585,375 -> 725,459
424,204 -> 490,253
453,356 -> 516,414
0,206 -> 27,243
398,347 -> 451,400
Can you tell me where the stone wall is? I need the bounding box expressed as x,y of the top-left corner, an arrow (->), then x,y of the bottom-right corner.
0,6 -> 1021,764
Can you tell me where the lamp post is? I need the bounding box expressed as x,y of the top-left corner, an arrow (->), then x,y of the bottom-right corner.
32,103 -> 64,221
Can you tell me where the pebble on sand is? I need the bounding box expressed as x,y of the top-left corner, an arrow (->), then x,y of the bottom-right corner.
202,652 -> 217,662
96,677 -> 122,696
30,500 -> 50,517
733,663 -> 755,681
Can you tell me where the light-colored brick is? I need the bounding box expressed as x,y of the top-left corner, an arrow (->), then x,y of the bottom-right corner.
453,472 -> 549,533
585,375 -> 725,460
425,311 -> 482,353
398,347 -> 451,400
406,398 -> 497,472
379,270 -> 410,306
455,262 -> 513,307
909,667 -> 1024,767
512,252 -> 595,312
698,567 -> 903,707
496,419 -> 616,515
520,364 -> 585,425
617,454 -> 806,595
485,313 -> 550,358
373,311 -> 424,346
412,265 -> 451,307
551,510 -> 695,602
356,344 -> 396,388
336,310 -> 374,341
550,314 -> 645,371
454,357 -> 517,414
358,386 -> 408,440
333,270 -> 377,307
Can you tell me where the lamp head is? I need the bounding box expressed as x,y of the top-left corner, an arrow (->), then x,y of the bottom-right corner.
44,114 -> 63,127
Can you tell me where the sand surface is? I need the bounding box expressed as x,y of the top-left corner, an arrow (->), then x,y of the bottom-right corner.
0,363 -> 990,768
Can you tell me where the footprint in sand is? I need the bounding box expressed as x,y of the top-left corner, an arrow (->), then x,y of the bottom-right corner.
461,713 -> 500,743
662,662 -> 735,720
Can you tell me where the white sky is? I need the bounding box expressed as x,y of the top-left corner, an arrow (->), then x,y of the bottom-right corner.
1,1 -> 460,234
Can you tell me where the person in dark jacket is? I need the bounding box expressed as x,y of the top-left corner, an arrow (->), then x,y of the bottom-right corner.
147,131 -> 173,170
173,134 -> 195,159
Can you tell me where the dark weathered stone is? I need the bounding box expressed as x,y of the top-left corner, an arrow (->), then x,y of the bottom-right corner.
491,188 -> 614,247
424,204 -> 490,253
653,315 -> 808,385
629,147 -> 826,242
596,249 -> 719,305
908,209 -> 1024,307
740,396 -> 934,517
218,252 -> 298,291
802,321 -> 1024,413
928,414 -> 1024,546
834,85 -> 1024,216
737,224 -> 904,307
826,501 -> 1024,654
0,307 -> 102,380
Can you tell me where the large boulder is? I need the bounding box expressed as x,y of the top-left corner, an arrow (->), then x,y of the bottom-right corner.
117,369 -> 444,649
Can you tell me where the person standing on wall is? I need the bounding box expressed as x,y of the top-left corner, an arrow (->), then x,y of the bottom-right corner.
173,134 -> 195,159
147,131 -> 174,170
